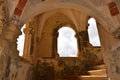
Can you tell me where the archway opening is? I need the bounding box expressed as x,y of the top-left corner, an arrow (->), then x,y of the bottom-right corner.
17,24 -> 26,56
88,18 -> 101,46
57,27 -> 78,57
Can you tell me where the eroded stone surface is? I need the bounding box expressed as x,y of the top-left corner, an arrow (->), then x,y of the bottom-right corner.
0,58 -> 32,80
1,0 -> 120,80
104,46 -> 120,80
112,27 -> 120,39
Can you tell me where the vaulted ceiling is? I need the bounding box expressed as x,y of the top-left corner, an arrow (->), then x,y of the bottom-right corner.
6,0 -> 120,34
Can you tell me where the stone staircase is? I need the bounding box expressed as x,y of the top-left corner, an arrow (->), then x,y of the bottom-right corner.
80,64 -> 108,80
64,64 -> 108,80
88,64 -> 107,75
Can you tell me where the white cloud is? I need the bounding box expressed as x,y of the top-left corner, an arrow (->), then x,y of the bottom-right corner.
58,27 -> 78,57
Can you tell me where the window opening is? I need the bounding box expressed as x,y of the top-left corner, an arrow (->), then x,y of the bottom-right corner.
88,18 -> 101,46
17,24 -> 26,56
57,27 -> 78,57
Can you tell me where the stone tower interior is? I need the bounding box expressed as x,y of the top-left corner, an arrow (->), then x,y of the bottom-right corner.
0,0 -> 120,80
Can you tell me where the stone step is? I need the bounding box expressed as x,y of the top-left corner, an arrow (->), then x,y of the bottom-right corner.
88,69 -> 106,75
80,75 -> 108,80
63,75 -> 107,80
91,64 -> 106,70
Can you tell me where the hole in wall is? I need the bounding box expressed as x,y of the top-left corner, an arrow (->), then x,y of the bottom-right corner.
17,24 -> 26,56
88,18 -> 101,46
57,27 -> 78,57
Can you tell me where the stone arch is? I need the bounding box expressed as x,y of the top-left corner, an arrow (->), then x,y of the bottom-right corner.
52,22 -> 79,57
3,1 -> 120,80
20,1 -> 115,33
31,12 -> 79,58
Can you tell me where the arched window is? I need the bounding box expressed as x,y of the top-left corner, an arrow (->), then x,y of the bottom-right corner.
88,18 -> 101,46
57,27 -> 78,57
17,24 -> 26,56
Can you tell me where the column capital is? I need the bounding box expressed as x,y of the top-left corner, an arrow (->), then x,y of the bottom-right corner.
23,28 -> 33,34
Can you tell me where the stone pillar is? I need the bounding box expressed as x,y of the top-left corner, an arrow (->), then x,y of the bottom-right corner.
0,0 -> 10,77
77,31 -> 90,58
52,28 -> 59,58
78,31 -> 89,43
23,23 -> 33,61
0,0 -> 21,79
97,23 -> 120,80
0,0 -> 5,47
3,22 -> 21,58
75,32 -> 81,57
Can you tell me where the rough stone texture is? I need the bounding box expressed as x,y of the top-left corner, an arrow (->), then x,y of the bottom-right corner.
31,58 -> 94,80
0,58 -> 33,80
97,23 -> 120,80
104,47 -> 120,80
1,0 -> 120,80
0,57 -> 101,80
80,46 -> 104,65
112,27 -> 120,39
0,0 -> 7,77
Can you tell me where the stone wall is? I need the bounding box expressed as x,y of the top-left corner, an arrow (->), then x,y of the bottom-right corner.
1,0 -> 120,80
105,46 -> 120,80
0,0 -> 7,77
0,57 -> 101,80
31,58 -> 95,80
97,23 -> 120,80
0,57 -> 33,80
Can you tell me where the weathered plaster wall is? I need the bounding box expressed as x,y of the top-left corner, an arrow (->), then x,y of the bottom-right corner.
29,9 -> 89,59
20,0 -> 120,33
37,13 -> 73,57
0,57 -> 33,80
30,9 -> 74,58
97,23 -> 120,80
1,0 -> 120,80
0,0 -> 8,77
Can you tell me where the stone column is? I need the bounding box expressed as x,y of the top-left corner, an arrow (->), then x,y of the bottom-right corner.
0,0 -> 20,79
0,0 -> 10,77
0,0 -> 5,49
52,28 -> 59,58
3,22 -> 21,58
77,31 -> 90,58
23,23 -> 33,61
75,32 -> 81,57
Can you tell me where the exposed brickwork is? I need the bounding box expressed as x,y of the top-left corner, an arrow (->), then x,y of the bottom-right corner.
108,2 -> 119,16
14,8 -> 22,16
14,0 -> 27,17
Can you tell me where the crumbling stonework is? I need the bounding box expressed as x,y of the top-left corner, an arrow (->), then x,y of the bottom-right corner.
1,0 -> 120,80
112,27 -> 120,39
0,58 -> 33,80
27,58 -> 97,80
0,57 -> 103,80
105,46 -> 120,80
